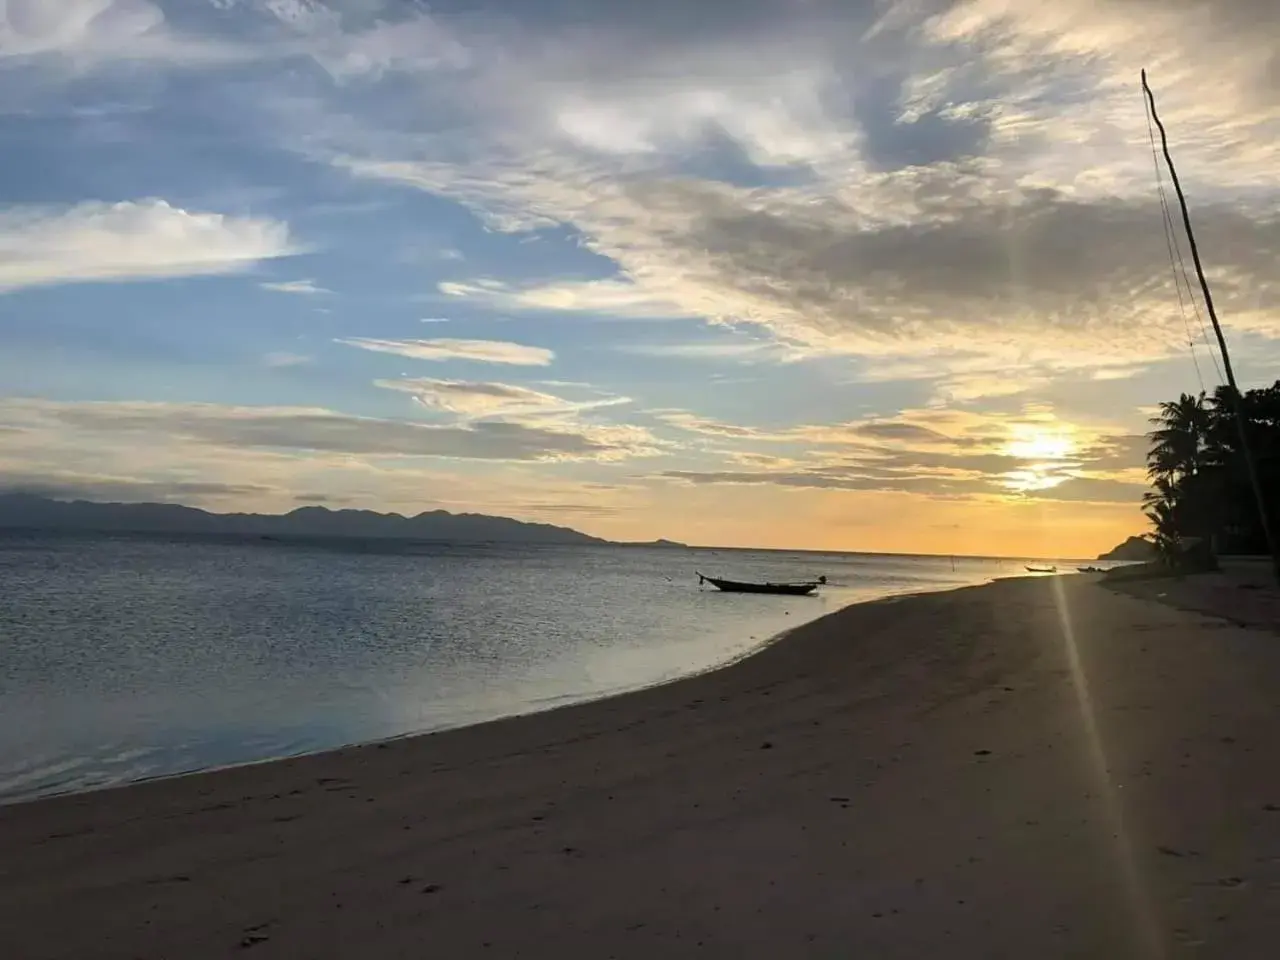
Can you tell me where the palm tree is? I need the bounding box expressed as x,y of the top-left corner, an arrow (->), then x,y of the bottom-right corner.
1144,392 -> 1215,550
1204,384 -> 1280,553
1144,380 -> 1280,558
1141,475 -> 1177,511
1142,497 -> 1182,563
1147,392 -> 1209,485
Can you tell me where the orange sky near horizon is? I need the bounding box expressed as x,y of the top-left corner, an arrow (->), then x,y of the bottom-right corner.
532,485 -> 1146,559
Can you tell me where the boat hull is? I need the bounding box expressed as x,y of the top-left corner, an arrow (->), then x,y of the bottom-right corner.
701,576 -> 818,596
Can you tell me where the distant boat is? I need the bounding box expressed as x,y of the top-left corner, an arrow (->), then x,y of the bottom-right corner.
1025,565 -> 1058,574
698,573 -> 825,596
1077,565 -> 1105,574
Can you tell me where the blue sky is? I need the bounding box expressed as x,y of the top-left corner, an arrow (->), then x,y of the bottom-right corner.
2,0 -> 1279,554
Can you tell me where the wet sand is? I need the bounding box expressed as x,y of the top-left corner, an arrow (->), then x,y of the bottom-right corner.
2,576 -> 1278,958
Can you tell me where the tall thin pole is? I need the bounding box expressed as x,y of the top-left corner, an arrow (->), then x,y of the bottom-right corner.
1142,69 -> 1280,584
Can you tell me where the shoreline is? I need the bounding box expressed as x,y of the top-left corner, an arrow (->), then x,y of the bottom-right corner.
4,576 -> 1277,958
1,578 -> 982,809
1,604 -> 816,811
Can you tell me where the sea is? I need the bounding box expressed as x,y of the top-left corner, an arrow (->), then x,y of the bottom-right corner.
0,531 -> 1095,804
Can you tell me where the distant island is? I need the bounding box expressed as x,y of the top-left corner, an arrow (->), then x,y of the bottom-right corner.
0,493 -> 616,546
1097,535 -> 1158,562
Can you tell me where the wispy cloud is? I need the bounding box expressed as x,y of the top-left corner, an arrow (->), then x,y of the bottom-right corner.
0,470 -> 276,504
0,396 -> 654,464
618,339 -> 811,363
0,0 -> 252,69
262,352 -> 313,368
368,161 -> 1280,369
0,199 -> 298,292
651,402 -> 1147,503
376,377 -> 629,420
315,0 -> 1280,393
259,278 -> 330,295
439,278 -> 695,319
247,0 -> 470,80
337,337 -> 555,366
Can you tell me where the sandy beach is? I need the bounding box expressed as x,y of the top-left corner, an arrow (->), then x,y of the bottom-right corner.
3,575 -> 1278,959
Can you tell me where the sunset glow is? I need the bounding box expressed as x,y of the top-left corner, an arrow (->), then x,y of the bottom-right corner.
1003,429 -> 1077,464
4,1 -> 1279,557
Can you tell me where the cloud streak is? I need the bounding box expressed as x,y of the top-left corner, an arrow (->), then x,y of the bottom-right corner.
439,278 -> 695,319
0,0 -> 253,69
375,377 -> 630,420
0,199 -> 298,292
650,402 -> 1149,503
336,337 -> 555,366
260,278 -> 330,295
0,397 -> 654,463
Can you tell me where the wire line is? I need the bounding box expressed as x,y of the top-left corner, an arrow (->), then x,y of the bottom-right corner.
1143,81 -> 1222,389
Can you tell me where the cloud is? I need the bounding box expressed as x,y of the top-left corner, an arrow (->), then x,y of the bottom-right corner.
260,278 -> 330,295
1021,475 -> 1146,504
651,411 -> 772,439
848,421 -> 956,445
313,0 -> 1280,396
246,0 -> 470,80
543,178 -> 1280,363
507,501 -> 619,519
438,278 -> 696,319
0,397 -> 655,463
4,394 -> 1143,513
0,0 -> 471,79
375,377 -> 630,419
659,468 -> 970,496
0,472 -> 275,503
649,402 -> 1149,502
508,168 -> 1269,370
1073,433 -> 1149,472
0,0 -> 249,68
618,339 -> 810,363
337,337 -> 555,366
658,461 -> 1147,504
0,392 -> 647,528
0,199 -> 299,292
262,352 -> 312,368
655,406 -> 1002,449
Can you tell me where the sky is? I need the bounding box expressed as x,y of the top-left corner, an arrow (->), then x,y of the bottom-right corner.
2,0 -> 1279,557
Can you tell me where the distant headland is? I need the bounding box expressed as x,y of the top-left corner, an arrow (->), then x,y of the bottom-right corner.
0,492 -> 685,547
1096,535 -> 1158,562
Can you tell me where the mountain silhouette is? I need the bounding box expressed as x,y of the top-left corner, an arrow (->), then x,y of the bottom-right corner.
0,493 -> 608,545
1096,535 -> 1157,562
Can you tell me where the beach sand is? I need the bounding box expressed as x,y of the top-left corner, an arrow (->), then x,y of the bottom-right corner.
2,576 -> 1278,958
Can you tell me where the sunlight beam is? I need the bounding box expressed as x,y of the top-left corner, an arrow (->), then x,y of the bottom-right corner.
1048,576 -> 1165,959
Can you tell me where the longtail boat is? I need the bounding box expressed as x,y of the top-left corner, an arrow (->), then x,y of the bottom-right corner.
697,573 -> 825,596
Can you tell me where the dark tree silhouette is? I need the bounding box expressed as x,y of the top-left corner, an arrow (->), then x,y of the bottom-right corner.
1144,381 -> 1280,556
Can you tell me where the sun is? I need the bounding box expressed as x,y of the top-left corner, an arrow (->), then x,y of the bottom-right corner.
1001,425 -> 1079,493
1004,428 -> 1075,462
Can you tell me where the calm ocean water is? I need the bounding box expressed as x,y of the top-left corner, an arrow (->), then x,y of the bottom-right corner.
0,531 -> 1087,804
